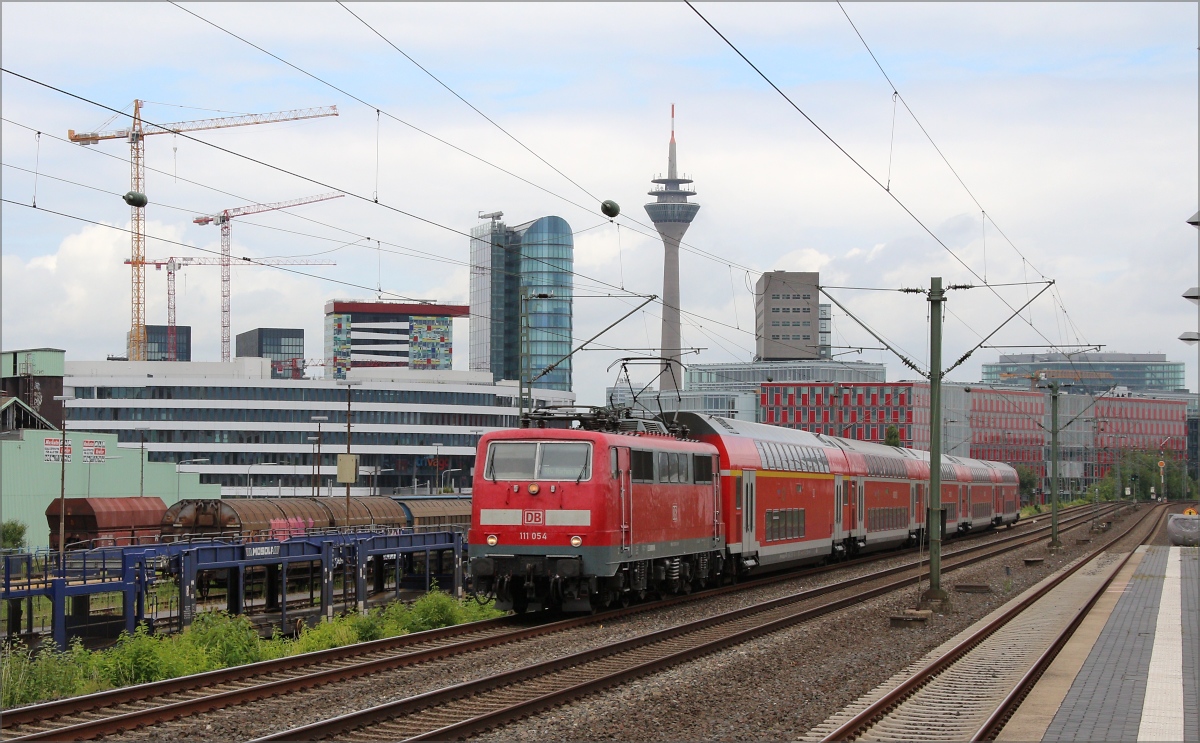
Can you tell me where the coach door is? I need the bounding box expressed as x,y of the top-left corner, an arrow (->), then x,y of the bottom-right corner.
615,447 -> 632,554
711,455 -> 722,542
742,470 -> 758,551
834,476 -> 844,540
910,483 -> 918,530
856,478 -> 866,535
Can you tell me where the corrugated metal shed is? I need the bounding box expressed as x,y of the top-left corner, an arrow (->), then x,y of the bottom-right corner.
1,429 -> 219,549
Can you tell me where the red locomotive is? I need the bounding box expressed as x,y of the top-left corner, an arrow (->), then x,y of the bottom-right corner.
468,409 -> 1020,613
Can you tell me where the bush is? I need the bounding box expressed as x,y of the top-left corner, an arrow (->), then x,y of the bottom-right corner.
1,590 -> 503,708
291,617 -> 358,654
1,520 -> 27,550
99,624 -> 211,688
185,611 -> 263,668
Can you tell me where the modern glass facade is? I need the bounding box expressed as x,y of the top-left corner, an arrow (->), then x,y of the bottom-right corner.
685,360 -> 886,393
467,215 -> 574,392
236,328 -> 304,379
982,353 -> 1186,392
145,325 -> 191,362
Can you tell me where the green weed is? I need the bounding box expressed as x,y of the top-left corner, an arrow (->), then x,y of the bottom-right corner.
1,590 -> 503,707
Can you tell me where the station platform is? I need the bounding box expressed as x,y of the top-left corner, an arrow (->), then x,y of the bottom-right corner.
1002,545 -> 1198,742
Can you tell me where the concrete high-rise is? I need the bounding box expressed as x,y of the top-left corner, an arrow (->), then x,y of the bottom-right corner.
644,106 -> 699,392
756,271 -> 827,361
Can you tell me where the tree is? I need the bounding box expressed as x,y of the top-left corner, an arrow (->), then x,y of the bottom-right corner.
1,520 -> 27,550
884,425 -> 900,447
1014,465 -> 1038,498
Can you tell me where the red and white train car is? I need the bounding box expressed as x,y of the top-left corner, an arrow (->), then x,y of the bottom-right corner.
468,411 -> 1019,612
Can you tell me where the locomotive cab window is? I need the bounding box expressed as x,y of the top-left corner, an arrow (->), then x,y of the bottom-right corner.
693,455 -> 713,484
485,441 -> 592,482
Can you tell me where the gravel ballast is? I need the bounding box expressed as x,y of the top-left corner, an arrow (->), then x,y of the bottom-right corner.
107,505 -> 1140,742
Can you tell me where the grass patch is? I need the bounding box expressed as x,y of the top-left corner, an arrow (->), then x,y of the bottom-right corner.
1,590 -> 503,708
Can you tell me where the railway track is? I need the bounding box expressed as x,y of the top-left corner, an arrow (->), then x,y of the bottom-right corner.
252,505 -> 1128,743
1,503 -> 1114,742
803,503 -> 1165,742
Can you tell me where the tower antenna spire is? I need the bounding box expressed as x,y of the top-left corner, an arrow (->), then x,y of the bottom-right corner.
671,104 -> 675,142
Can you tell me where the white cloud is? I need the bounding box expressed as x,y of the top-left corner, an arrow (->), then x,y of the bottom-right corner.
2,2 -> 1196,396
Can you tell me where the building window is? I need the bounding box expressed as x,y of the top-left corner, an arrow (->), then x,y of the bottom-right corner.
802,307 -> 811,313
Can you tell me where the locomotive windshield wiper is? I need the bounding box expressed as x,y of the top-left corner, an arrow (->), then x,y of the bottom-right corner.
575,456 -> 588,484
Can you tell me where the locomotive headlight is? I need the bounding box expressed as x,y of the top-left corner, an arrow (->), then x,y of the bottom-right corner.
528,483 -> 541,495
570,536 -> 583,548
486,534 -> 499,546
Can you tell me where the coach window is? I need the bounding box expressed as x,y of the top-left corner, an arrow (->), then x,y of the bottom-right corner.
734,475 -> 743,510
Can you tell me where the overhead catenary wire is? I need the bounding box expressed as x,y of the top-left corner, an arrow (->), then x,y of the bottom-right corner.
0,159 -> 614,295
2,98 -> 840,368
0,77 -> 647,310
170,1 -> 760,276
833,1 -> 1113,395
2,197 -> 653,362
686,3 -> 1102,390
159,4 -> 980,376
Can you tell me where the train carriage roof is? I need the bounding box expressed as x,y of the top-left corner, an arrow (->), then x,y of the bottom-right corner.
672,413 -> 1016,482
395,497 -> 472,520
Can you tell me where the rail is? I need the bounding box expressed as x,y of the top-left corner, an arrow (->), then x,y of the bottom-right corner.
1,504 -> 1113,741
816,504 -> 1164,741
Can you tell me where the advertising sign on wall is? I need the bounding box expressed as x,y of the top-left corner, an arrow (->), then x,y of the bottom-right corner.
82,440 -> 107,463
43,437 -> 73,462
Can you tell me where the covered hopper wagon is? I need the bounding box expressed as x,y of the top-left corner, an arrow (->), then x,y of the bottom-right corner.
161,496 -> 410,541
45,497 -> 169,550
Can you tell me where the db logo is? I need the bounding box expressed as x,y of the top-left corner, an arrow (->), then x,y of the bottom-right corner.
523,510 -> 545,525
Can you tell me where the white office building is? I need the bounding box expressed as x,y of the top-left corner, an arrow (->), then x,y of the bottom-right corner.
63,358 -> 573,496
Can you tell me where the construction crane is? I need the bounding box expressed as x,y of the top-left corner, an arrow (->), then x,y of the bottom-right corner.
191,193 -> 344,361
68,101 -> 339,361
131,256 -> 337,361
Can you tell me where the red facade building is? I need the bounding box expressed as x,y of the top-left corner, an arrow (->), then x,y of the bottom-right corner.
759,381 -> 1186,493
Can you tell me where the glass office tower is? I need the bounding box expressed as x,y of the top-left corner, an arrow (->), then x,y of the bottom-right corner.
468,214 -> 574,392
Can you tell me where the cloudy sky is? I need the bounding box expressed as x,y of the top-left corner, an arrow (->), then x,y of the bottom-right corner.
3,2 -> 1196,402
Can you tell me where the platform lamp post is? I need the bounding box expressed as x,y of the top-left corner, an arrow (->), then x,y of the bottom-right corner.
373,468 -> 394,496
53,395 -> 75,574
176,459 -> 209,505
310,415 -> 328,497
432,443 -> 444,493
1180,279 -> 1198,492
133,427 -> 149,498
335,380 -> 361,612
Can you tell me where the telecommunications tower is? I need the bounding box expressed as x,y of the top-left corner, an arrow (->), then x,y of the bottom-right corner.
644,105 -> 700,392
